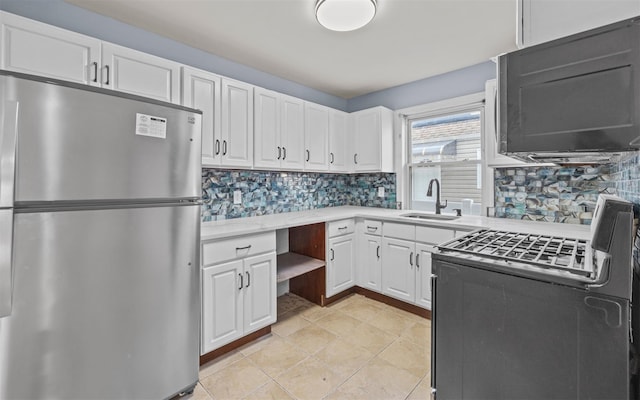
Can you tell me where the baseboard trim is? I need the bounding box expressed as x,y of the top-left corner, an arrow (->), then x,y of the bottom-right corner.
199,326 -> 271,366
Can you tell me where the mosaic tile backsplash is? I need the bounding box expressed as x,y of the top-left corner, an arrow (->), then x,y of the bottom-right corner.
494,153 -> 640,225
494,165 -> 614,224
202,169 -> 396,221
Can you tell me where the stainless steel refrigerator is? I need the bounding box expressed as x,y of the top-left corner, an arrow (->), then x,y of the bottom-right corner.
0,70 -> 202,399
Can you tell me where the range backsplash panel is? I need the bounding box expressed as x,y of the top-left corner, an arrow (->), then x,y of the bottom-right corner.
494,165 -> 615,224
202,169 -> 396,221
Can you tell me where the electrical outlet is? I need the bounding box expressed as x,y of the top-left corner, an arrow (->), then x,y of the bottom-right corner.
378,187 -> 385,198
233,190 -> 242,205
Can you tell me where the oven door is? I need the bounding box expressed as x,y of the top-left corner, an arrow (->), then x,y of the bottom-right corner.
431,258 -> 630,400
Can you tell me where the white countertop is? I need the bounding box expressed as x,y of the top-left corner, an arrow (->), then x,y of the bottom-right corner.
201,206 -> 592,241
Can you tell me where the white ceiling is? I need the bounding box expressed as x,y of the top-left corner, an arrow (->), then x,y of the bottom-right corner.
65,0 -> 518,99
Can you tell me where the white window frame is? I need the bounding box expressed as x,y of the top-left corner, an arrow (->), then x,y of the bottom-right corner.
394,91 -> 490,212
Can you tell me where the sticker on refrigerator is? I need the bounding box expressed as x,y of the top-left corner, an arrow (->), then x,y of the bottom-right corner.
135,113 -> 167,139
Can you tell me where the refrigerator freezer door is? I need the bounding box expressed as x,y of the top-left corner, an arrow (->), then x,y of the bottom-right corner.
1,73 -> 202,203
0,209 -> 12,318
0,204 -> 200,399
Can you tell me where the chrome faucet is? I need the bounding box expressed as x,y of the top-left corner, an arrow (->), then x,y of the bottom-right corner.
427,178 -> 447,214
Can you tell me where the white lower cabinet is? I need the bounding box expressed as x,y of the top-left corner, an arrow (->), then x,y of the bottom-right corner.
326,219 -> 356,298
414,243 -> 434,309
374,222 -> 467,310
201,233 -> 276,355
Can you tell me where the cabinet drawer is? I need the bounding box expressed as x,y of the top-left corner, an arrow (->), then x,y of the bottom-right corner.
328,219 -> 355,237
202,231 -> 276,266
415,226 -> 456,245
363,220 -> 382,236
383,223 -> 415,241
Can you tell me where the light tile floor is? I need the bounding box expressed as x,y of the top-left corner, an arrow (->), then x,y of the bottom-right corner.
188,293 -> 431,400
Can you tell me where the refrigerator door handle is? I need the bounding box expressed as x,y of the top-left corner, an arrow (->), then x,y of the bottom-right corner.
0,100 -> 19,208
0,209 -> 13,317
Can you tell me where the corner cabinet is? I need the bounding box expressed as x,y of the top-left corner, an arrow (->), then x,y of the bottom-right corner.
1,11 -> 181,103
518,0 -> 640,48
326,219 -> 356,298
351,106 -> 394,172
201,232 -> 276,355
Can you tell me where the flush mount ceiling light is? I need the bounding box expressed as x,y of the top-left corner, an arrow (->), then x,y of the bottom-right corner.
315,0 -> 377,32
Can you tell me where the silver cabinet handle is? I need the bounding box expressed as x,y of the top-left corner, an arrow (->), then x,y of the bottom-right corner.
330,152 -> 334,164
376,245 -> 380,259
354,154 -> 358,164
104,65 -> 110,85
409,252 -> 414,266
282,147 -> 286,160
246,271 -> 250,287
338,226 -> 348,230
238,273 -> 243,290
306,149 -> 310,162
366,226 -> 378,232
92,62 -> 98,83
0,210 -> 13,317
330,248 -> 335,261
277,146 -> 282,160
416,254 -> 420,269
236,245 -> 252,251
215,139 -> 221,155
223,140 -> 228,155
0,100 -> 19,208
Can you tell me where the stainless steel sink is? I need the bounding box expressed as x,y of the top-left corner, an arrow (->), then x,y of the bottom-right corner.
400,213 -> 459,221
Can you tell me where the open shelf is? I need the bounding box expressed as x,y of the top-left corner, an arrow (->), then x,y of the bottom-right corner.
277,252 -> 325,283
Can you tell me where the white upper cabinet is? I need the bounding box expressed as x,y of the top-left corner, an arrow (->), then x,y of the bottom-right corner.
351,106 -> 394,172
329,109 -> 350,173
519,0 -> 640,47
280,95 -> 305,170
221,78 -> 254,168
304,102 -> 330,171
182,67 -> 222,166
0,11 -> 181,103
254,88 -> 304,170
101,43 -> 181,104
1,12 -> 101,86
254,88 -> 280,169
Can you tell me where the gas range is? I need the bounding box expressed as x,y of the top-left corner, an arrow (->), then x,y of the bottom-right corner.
436,229 -> 597,285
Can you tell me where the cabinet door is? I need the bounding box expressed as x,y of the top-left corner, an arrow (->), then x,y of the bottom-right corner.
280,95 -> 305,170
243,252 -> 277,334
329,109 -> 349,172
353,108 -> 382,171
327,234 -> 355,297
304,102 -> 329,171
360,234 -> 382,292
381,237 -> 415,303
1,12 -> 101,86
101,43 -> 180,103
221,78 -> 253,167
182,67 -> 222,166
415,243 -> 433,309
201,259 -> 244,354
254,88 -> 280,169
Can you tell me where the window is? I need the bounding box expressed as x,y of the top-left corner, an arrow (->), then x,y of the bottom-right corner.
405,99 -> 484,215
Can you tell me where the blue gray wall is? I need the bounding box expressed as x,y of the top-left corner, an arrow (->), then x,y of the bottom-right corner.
0,0 -> 496,112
